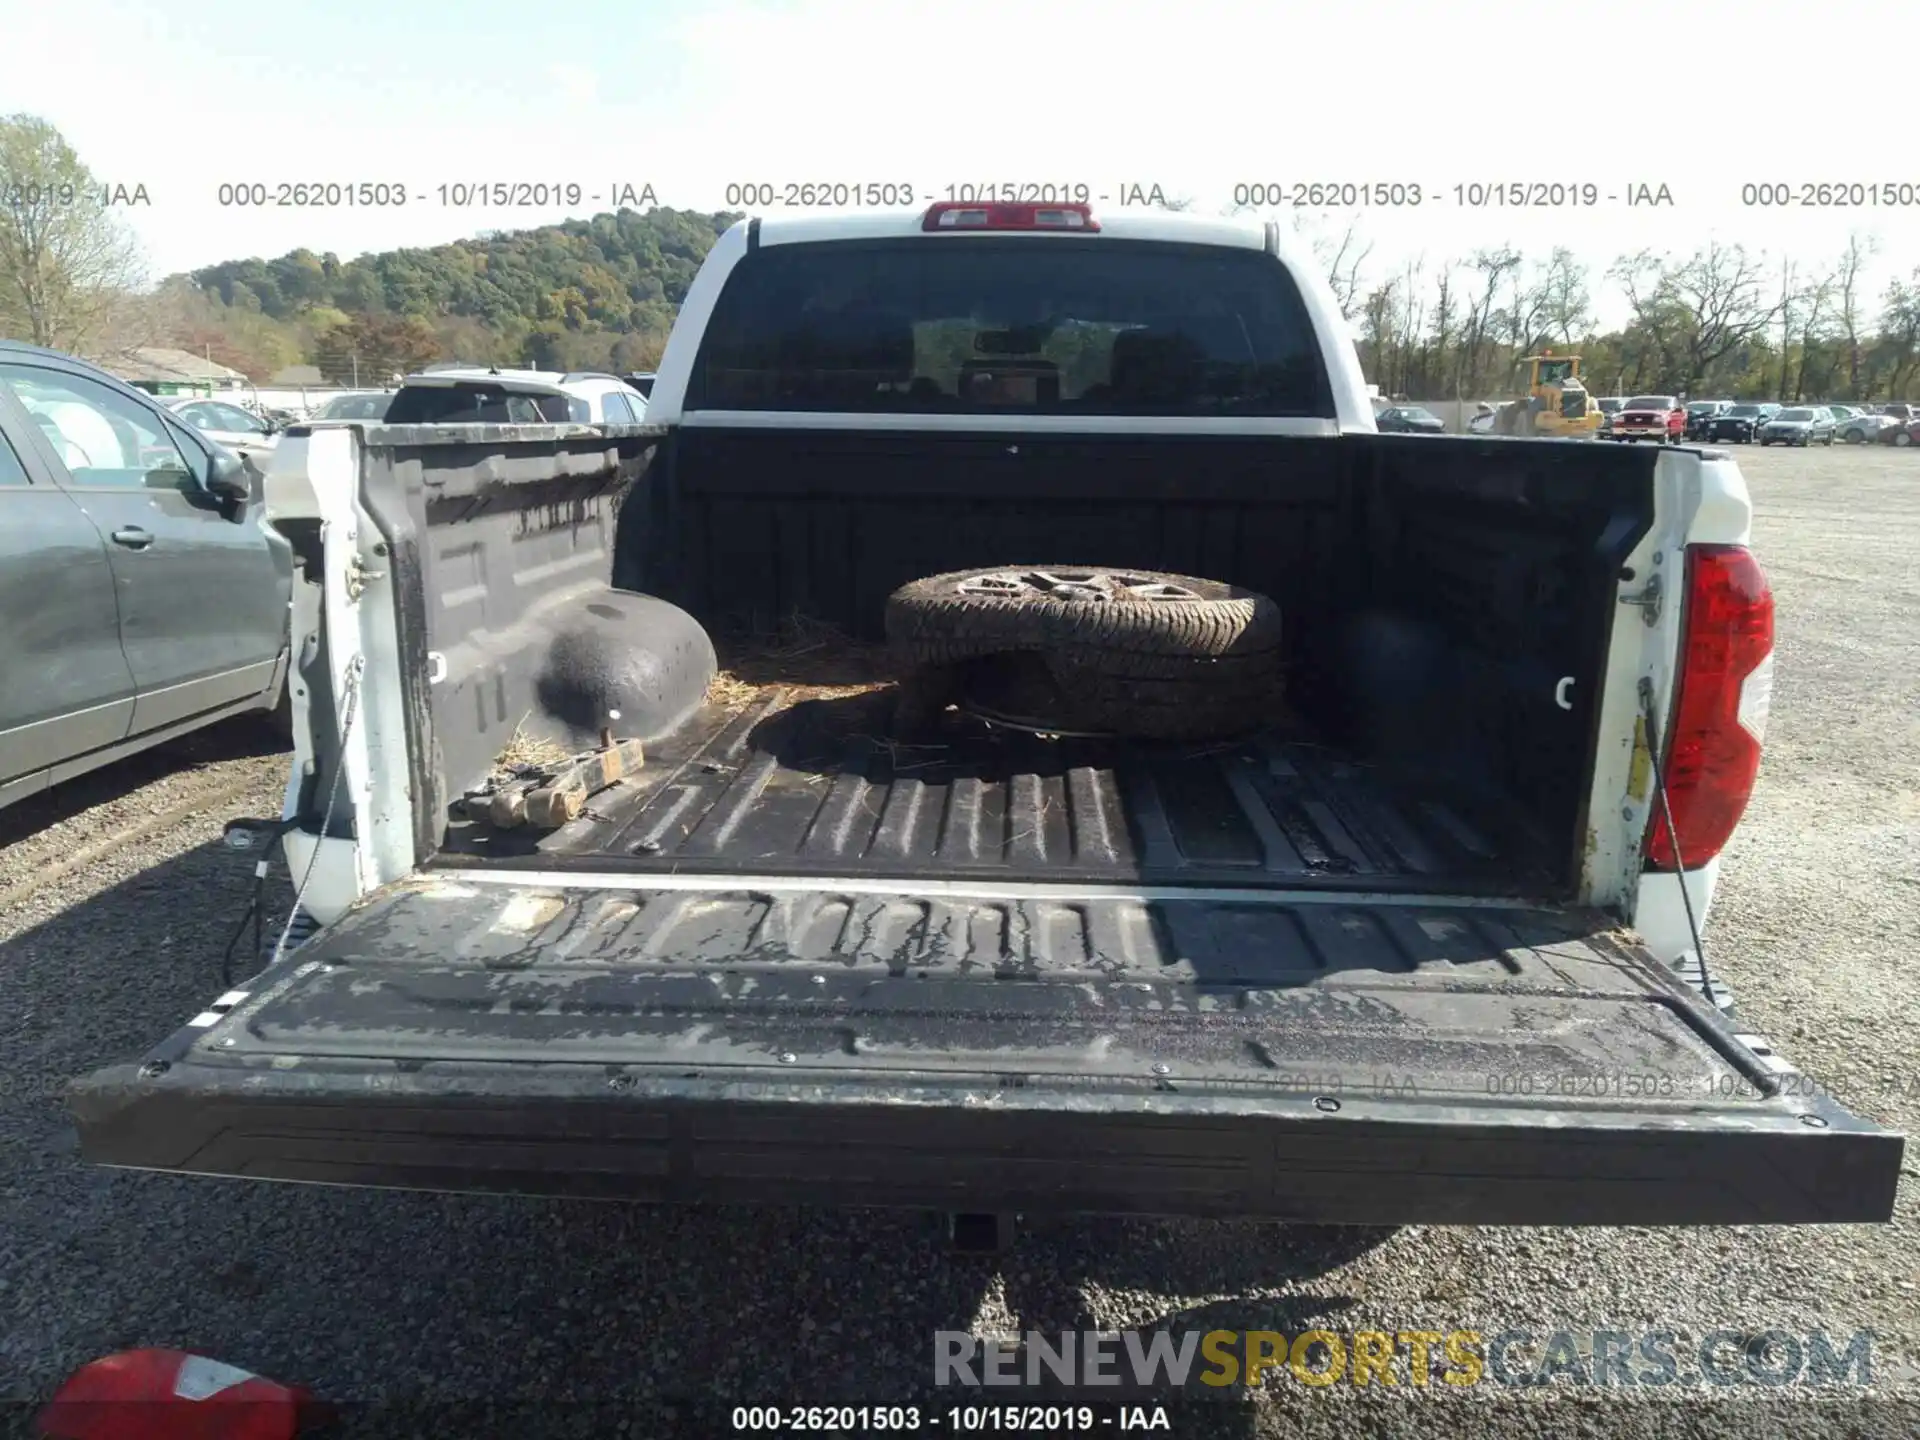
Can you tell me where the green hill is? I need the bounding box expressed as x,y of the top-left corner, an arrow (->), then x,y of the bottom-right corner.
170,207 -> 739,383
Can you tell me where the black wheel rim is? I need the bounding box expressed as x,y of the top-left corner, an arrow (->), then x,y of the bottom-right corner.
952,569 -> 1205,604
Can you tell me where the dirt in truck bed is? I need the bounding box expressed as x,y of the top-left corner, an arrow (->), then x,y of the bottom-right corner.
707,616 -> 896,711
441,652 -> 1562,898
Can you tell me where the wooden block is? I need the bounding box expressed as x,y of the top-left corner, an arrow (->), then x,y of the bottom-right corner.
488,782 -> 534,829
524,786 -> 585,828
521,738 -> 646,828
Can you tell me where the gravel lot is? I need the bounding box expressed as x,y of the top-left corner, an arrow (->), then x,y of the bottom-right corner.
2,442 -> 1917,1438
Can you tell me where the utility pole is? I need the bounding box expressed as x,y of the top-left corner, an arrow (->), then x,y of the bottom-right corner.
1777,257 -> 1795,404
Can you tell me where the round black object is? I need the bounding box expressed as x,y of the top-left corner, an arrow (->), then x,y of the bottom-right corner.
886,566 -> 1283,667
1047,654 -> 1284,740
534,589 -> 717,744
1041,643 -> 1284,681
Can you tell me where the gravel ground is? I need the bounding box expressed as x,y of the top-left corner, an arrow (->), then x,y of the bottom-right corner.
2,443 -> 1917,1439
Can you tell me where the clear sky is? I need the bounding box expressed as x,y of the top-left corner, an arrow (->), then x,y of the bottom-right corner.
7,0 -> 1914,328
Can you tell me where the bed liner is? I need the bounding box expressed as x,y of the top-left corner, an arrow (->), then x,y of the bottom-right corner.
438,686 -> 1563,897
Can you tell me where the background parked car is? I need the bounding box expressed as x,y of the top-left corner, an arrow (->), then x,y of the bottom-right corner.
1875,403 -> 1919,444
1375,404 -> 1446,434
384,369 -> 648,424
1707,402 -> 1780,444
1610,395 -> 1685,443
163,396 -> 280,464
0,342 -> 293,811
1685,400 -> 1732,440
1760,406 -> 1836,447
1838,407 -> 1891,444
311,391 -> 394,421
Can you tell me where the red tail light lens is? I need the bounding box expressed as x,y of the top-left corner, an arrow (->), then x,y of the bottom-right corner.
922,201 -> 1099,232
1645,544 -> 1775,871
38,1349 -> 310,1440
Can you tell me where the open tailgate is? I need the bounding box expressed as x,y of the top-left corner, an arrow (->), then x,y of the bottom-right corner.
70,875 -> 1902,1225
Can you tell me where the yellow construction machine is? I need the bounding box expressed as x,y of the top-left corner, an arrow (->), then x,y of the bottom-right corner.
1492,351 -> 1603,439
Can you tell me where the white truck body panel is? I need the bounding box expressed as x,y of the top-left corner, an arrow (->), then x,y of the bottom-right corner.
265,428 -> 419,923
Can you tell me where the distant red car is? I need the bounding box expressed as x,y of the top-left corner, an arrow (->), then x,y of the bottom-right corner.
1610,395 -> 1685,443
1884,418 -> 1919,448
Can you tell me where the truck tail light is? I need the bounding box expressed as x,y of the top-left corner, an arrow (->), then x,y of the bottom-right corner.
1645,544 -> 1775,871
38,1350 -> 312,1440
922,201 -> 1099,232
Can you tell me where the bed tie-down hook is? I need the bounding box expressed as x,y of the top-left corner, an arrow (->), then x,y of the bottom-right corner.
1618,569 -> 1664,625
345,552 -> 387,602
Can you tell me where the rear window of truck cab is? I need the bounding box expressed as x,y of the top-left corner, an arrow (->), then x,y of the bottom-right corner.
384,384 -> 577,425
687,238 -> 1335,417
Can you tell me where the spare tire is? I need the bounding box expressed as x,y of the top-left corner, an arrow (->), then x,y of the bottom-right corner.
1049,658 -> 1284,740
887,566 -> 1283,667
1041,643 -> 1282,681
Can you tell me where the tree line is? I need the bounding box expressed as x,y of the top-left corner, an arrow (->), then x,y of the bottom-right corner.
5,113 -> 1918,404
1300,220 -> 1920,402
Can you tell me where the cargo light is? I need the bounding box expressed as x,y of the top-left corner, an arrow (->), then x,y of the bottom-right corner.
1645,545 -> 1775,872
922,201 -> 1099,232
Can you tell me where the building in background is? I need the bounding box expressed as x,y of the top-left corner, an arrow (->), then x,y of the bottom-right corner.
102,347 -> 250,397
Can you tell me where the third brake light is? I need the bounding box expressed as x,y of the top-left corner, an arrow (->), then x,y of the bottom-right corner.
923,201 -> 1100,232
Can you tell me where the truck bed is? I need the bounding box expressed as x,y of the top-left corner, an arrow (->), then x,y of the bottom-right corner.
437,684 -> 1561,897
126,424 -> 1892,1226
131,663 -> 1886,1227
341,426 -> 1674,907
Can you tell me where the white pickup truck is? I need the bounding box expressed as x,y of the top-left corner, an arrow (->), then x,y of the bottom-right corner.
70,203 -> 1902,1228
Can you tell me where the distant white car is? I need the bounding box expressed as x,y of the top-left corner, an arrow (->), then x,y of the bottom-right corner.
1467,403 -> 1499,435
164,396 -> 279,462
561,372 -> 650,422
311,391 -> 394,421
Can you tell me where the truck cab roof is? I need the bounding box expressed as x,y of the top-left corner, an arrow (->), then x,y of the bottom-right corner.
400,368 -> 569,392
749,206 -> 1273,251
